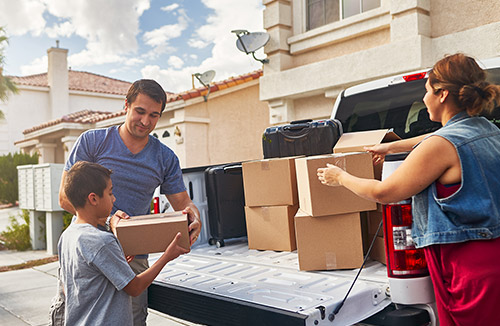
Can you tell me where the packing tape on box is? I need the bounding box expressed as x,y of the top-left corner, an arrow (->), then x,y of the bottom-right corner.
325,252 -> 338,270
261,207 -> 270,221
330,156 -> 346,171
260,161 -> 270,170
325,252 -> 338,269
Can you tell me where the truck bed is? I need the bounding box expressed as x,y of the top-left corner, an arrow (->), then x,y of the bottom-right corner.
148,237 -> 391,326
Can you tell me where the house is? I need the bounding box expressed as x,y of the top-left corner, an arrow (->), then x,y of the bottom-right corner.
1,46 -> 131,158
14,47 -> 269,168
260,0 -> 500,124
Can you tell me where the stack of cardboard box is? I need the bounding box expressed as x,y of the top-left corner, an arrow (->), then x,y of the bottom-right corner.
242,156 -> 302,251
294,130 -> 399,271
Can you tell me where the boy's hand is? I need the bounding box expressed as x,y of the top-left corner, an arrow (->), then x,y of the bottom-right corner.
109,210 -> 129,235
126,255 -> 135,263
165,232 -> 190,261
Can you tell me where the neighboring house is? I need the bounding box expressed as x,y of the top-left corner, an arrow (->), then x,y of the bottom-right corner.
260,0 -> 500,124
15,65 -> 269,167
1,46 -> 131,158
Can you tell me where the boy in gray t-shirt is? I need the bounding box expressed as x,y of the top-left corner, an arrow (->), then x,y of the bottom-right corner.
58,161 -> 189,325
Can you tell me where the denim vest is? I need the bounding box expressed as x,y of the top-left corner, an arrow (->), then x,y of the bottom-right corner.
412,111 -> 500,248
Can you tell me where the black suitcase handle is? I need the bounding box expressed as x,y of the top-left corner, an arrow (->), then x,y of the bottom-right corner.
284,119 -> 313,131
290,119 -> 313,124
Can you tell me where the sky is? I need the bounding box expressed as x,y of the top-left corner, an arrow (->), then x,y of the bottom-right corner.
0,0 -> 265,93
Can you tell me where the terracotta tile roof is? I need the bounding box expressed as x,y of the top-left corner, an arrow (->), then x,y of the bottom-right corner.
22,69 -> 263,135
168,70 -> 263,102
22,109 -> 124,134
10,70 -> 132,95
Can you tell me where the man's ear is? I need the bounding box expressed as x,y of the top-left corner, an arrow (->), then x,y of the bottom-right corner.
124,99 -> 129,112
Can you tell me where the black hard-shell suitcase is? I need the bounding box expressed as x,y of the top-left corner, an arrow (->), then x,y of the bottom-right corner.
204,163 -> 247,247
262,118 -> 343,159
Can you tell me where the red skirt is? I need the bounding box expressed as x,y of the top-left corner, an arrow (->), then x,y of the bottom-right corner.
424,237 -> 500,326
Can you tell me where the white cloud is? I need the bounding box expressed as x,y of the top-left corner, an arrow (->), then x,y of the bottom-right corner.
0,0 -> 46,36
162,3 -> 179,12
45,21 -> 76,38
143,9 -> 189,47
142,0 -> 264,93
168,56 -> 184,69
187,39 -> 209,49
41,0 -> 150,68
20,55 -> 47,75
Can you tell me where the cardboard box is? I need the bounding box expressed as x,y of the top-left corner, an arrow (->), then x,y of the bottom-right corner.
245,205 -> 298,251
295,210 -> 365,271
334,129 -> 401,180
295,152 -> 377,217
242,156 -> 301,207
115,212 -> 190,256
333,129 -> 401,154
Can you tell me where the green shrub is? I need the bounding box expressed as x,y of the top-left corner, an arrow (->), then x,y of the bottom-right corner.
0,209 -> 31,251
0,152 -> 39,204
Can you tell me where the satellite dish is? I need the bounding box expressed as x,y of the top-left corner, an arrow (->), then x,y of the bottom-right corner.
231,30 -> 270,64
195,70 -> 216,86
193,70 -> 216,102
236,32 -> 270,53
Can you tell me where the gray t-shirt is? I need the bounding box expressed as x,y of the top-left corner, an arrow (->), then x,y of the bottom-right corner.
58,223 -> 136,326
65,126 -> 186,217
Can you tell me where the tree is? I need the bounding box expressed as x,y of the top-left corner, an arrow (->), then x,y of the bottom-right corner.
0,152 -> 39,204
0,26 -> 18,119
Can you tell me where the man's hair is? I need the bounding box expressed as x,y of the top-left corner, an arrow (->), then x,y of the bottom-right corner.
64,161 -> 112,209
126,79 -> 167,113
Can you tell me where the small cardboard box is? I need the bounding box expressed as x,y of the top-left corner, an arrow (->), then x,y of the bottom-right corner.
115,212 -> 190,256
295,152 -> 376,217
333,129 -> 401,154
242,156 -> 301,207
295,210 -> 365,271
334,129 -> 401,180
245,205 -> 298,251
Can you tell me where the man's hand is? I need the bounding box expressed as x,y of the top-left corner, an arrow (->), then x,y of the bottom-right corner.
183,206 -> 201,245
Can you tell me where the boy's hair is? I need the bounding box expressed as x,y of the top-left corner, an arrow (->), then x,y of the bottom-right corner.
64,161 -> 112,209
126,79 -> 167,113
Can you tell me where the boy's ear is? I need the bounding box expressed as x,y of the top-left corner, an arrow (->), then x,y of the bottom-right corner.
88,192 -> 99,206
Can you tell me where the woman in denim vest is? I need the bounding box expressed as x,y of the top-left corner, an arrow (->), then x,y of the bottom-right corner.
317,53 -> 500,326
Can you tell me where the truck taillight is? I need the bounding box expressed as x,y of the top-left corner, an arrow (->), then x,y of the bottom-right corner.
402,72 -> 427,82
153,197 -> 160,214
383,203 -> 428,278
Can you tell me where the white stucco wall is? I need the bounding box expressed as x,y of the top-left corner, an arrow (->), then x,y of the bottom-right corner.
1,87 -> 50,154
1,86 -> 126,155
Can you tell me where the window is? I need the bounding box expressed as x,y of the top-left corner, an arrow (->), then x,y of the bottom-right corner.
307,0 -> 339,31
306,0 -> 380,31
343,0 -> 380,19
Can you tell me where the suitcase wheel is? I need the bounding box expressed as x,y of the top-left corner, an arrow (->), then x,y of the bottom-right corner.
209,238 -> 225,248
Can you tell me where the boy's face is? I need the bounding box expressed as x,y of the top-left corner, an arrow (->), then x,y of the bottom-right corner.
97,179 -> 115,222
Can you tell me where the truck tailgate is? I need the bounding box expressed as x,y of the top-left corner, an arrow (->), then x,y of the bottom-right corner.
148,238 -> 391,326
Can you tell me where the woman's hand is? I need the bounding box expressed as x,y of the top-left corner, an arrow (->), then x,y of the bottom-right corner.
317,163 -> 345,186
364,143 -> 392,165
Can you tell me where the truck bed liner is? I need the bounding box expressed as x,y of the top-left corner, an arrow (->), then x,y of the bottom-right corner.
148,238 -> 391,326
